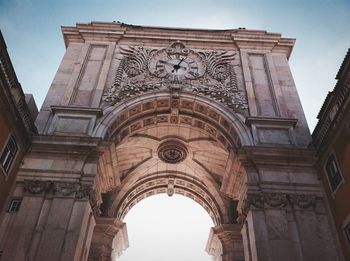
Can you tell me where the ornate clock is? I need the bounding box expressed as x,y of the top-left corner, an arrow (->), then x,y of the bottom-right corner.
148,41 -> 205,80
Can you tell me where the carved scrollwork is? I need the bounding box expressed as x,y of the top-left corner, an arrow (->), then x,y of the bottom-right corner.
166,41 -> 190,56
201,51 -> 236,82
102,46 -> 161,105
190,52 -> 248,112
120,46 -> 153,77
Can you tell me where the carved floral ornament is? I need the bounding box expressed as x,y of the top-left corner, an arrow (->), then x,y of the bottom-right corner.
23,180 -> 92,199
238,192 -> 319,224
102,41 -> 248,113
157,140 -> 188,164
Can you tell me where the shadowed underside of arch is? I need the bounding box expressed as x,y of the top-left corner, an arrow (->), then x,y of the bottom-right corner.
114,173 -> 226,225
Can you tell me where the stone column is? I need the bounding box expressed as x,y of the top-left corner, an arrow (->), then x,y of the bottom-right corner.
0,180 -> 96,261
206,224 -> 244,261
238,192 -> 341,261
88,217 -> 129,261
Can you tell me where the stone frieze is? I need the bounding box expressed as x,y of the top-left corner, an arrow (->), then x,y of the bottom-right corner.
23,180 -> 92,199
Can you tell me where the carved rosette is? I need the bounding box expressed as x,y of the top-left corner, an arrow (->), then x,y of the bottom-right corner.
238,192 -> 319,224
23,180 -> 92,199
102,42 -> 248,114
157,140 -> 188,164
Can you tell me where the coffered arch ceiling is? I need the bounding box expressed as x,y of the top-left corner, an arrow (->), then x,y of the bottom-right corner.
93,92 -> 254,149
94,92 -> 252,225
106,123 -> 234,224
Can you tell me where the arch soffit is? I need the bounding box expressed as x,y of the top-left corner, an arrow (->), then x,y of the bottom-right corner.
92,92 -> 254,150
112,172 -> 231,225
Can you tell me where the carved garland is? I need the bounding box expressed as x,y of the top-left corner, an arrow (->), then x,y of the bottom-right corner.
23,180 -> 92,199
238,192 -> 319,224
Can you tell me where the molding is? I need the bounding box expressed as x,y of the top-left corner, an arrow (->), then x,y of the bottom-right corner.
29,135 -> 104,156
241,146 -> 315,165
245,117 -> 298,146
51,105 -> 103,116
61,22 -> 295,57
245,116 -> 298,127
0,32 -> 37,136
313,49 -> 350,152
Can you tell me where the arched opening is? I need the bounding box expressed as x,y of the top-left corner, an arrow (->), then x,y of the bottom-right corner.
118,194 -> 214,261
89,93 -> 248,260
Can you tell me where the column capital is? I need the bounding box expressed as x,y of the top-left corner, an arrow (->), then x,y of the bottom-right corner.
94,217 -> 124,238
206,224 -> 244,261
88,218 -> 129,261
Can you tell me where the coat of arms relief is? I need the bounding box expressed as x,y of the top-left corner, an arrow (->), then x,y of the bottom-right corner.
102,41 -> 248,114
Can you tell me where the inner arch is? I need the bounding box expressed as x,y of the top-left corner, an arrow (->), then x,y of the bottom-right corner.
115,174 -> 225,225
93,92 -> 254,149
118,194 -> 214,261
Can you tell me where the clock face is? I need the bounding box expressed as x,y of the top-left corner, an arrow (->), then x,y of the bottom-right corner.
148,51 -> 205,80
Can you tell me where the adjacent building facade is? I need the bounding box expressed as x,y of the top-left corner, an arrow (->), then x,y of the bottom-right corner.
0,31 -> 37,218
0,22 -> 346,261
312,48 -> 350,260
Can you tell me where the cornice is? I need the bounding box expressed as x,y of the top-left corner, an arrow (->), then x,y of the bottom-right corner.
0,31 -> 37,135
240,146 -> 315,166
312,49 -> 350,152
30,135 -> 104,156
61,21 -> 295,57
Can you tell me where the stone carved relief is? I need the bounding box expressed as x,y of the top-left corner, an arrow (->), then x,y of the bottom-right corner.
89,189 -> 102,216
189,51 -> 247,111
157,140 -> 188,164
102,50 -> 162,104
23,180 -> 51,194
102,42 -> 248,113
23,180 -> 92,199
289,194 -> 317,209
238,192 -> 319,224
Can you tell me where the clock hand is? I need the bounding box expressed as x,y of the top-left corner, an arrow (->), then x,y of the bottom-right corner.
172,57 -> 187,73
177,56 -> 186,66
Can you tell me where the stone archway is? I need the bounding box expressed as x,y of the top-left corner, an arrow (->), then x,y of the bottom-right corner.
0,22 -> 343,261
88,93 -> 249,260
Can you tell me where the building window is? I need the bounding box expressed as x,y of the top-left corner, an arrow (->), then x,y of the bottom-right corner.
0,135 -> 17,175
346,223 -> 350,246
8,199 -> 22,213
325,154 -> 343,192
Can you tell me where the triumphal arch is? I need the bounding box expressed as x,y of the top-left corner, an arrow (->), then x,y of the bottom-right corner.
0,22 -> 344,261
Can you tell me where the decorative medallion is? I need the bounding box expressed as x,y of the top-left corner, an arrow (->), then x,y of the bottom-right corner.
157,140 -> 188,164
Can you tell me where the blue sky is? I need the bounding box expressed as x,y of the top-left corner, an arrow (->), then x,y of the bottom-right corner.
1,1 -> 350,260
1,0 -> 350,130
